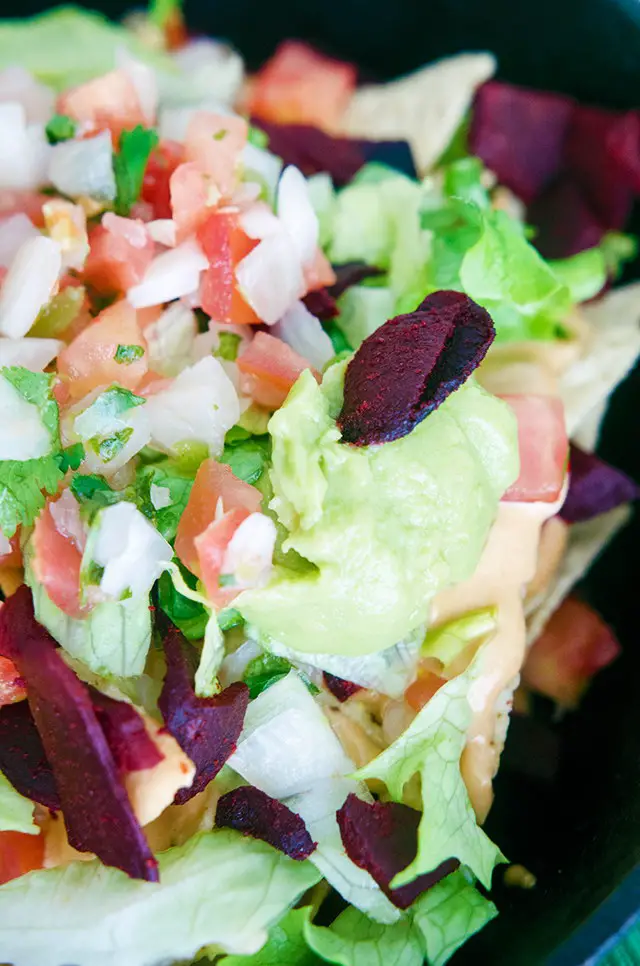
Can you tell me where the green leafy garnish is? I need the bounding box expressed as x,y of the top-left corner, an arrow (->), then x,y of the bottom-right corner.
148,0 -> 182,29
114,343 -> 145,365
322,320 -> 352,356
45,112 -> 77,144
243,653 -> 294,699
220,428 -> 271,486
134,459 -> 194,541
79,385 -> 145,427
113,125 -> 159,217
214,332 -> 242,362
157,567 -> 208,642
89,427 -> 133,463
226,907 -> 320,965
0,772 -> 38,835
218,607 -> 244,632
247,125 -> 269,150
70,474 -> 120,521
57,442 -> 85,473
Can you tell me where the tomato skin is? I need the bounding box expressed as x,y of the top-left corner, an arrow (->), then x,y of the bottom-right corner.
237,331 -> 318,409
142,141 -> 183,220
0,831 -> 44,885
500,395 -> 568,502
57,69 -> 145,138
175,459 -> 262,578
84,222 -> 154,296
0,190 -> 46,226
249,41 -> 356,130
184,113 -> 247,199
0,656 -> 26,706
405,671 -> 446,712
31,502 -> 85,620
197,211 -> 260,325
195,506 -> 251,607
304,248 -> 337,292
523,596 -> 621,707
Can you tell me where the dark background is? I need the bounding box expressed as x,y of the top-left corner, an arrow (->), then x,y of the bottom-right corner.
10,0 -> 640,961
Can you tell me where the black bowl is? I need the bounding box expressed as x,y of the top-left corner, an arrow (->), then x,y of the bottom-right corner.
13,1 -> 640,961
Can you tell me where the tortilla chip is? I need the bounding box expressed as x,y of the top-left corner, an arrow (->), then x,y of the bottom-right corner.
560,283 -> 640,440
339,53 -> 496,175
525,504 -> 631,646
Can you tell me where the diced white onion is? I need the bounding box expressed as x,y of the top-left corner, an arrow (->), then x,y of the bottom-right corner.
144,355 -> 240,456
239,202 -> 282,241
49,488 -> 86,551
241,143 -> 282,202
0,67 -> 55,123
92,501 -> 172,600
150,483 -> 172,510
0,235 -> 61,339
272,300 -> 334,370
0,103 -> 50,190
116,47 -> 157,125
147,219 -> 177,247
171,39 -> 244,107
221,512 -> 277,589
0,371 -> 51,460
66,392 -> 152,478
0,214 -> 38,268
0,336 -> 63,371
158,103 -> 233,143
127,238 -> 208,308
145,301 -> 197,376
218,638 -> 262,688
48,131 -> 116,201
235,230 -> 305,324
277,165 -> 319,267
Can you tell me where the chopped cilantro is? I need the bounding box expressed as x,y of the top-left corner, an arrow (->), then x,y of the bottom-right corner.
114,344 -> 145,365
90,427 -> 134,463
218,607 -> 244,632
113,125 -> 159,217
214,332 -> 242,362
323,320 -> 352,355
45,113 -> 76,145
243,654 -> 293,699
57,443 -> 85,473
70,474 -> 120,522
247,125 -> 269,150
213,128 -> 229,141
220,428 -> 271,485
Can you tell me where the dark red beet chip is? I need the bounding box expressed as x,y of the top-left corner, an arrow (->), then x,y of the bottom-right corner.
303,287 -> 339,320
0,586 -> 158,881
323,672 -> 362,702
90,687 -> 163,774
158,624 -> 249,805
328,263 -> 384,299
560,444 -> 640,524
337,793 -> 459,909
216,785 -> 316,860
527,175 -> 607,259
338,290 -> 494,446
0,700 -> 60,810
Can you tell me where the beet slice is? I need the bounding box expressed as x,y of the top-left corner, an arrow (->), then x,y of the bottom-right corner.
527,175 -> 607,259
303,287 -> 339,321
560,444 -> 640,524
158,624 -> 249,805
323,672 -> 362,702
0,700 -> 60,810
337,793 -> 459,909
303,262 -> 383,321
216,785 -> 316,860
0,586 -> 158,881
90,688 -> 163,774
338,290 -> 494,445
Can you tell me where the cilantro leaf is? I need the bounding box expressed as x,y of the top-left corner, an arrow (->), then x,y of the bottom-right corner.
114,343 -> 145,365
70,473 -> 120,522
134,459 -> 194,542
89,427 -> 134,463
45,113 -> 77,144
214,332 -> 242,362
220,429 -> 271,486
157,567 -> 208,641
57,442 -> 85,473
243,654 -> 293,699
113,125 -> 159,217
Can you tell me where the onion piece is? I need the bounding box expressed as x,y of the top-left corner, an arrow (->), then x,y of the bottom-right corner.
277,165 -> 319,267
49,131 -> 116,201
235,230 -> 305,325
0,214 -> 38,268
272,301 -> 334,370
0,337 -> 63,371
0,235 -> 61,339
0,103 -> 50,190
127,238 -> 208,309
0,67 -> 55,123
147,219 -> 177,247
241,143 -> 282,202
91,502 -> 172,600
116,48 -> 157,126
145,301 -> 197,376
221,512 -> 277,589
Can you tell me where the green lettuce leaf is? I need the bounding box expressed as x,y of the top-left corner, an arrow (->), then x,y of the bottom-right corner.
0,771 -> 37,835
356,651 -> 505,890
421,608 -> 497,666
194,612 -> 224,698
220,427 -> 271,487
157,567 -> 208,641
223,907 -> 321,965
135,459 -> 194,542
0,830 -> 320,966
243,653 -> 293,699
0,368 -> 64,538
304,906 -> 423,966
412,869 -> 498,966
0,6 -> 175,91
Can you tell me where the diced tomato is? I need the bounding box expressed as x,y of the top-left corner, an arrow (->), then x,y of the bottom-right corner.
249,41 -> 357,130
500,395 -> 568,502
57,300 -> 148,401
197,211 -> 260,324
142,140 -> 183,220
304,248 -> 337,292
194,507 -> 250,607
175,459 -> 261,577
57,69 -> 145,138
237,331 -> 318,408
0,831 -> 44,886
170,162 -> 213,242
83,216 -> 154,296
31,502 -> 85,619
184,113 -> 247,199
405,670 -> 447,712
0,190 -> 46,227
522,596 -> 621,707
0,656 -> 26,706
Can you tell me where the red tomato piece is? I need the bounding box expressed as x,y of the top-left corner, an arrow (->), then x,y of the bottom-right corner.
84,217 -> 154,296
57,69 -> 145,137
57,300 -> 148,401
522,596 -> 621,707
197,211 -> 260,325
194,506 -> 250,607
249,41 -> 356,130
170,161 -> 212,242
142,140 -> 183,220
0,655 -> 26,706
0,534 -> 21,570
304,248 -> 337,292
237,331 -> 318,409
175,459 -> 262,577
0,831 -> 45,886
31,502 -> 85,619
500,395 -> 568,502
405,670 -> 447,712
0,191 -> 46,227
184,113 -> 247,199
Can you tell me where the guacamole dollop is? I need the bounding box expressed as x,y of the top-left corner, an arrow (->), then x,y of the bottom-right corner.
238,362 -> 518,656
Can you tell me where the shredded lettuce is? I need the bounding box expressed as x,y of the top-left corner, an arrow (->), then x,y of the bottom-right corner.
157,566 -> 209,641
135,459 -> 194,542
421,608 -> 497,667
305,906 -> 422,966
0,830 -> 320,966
222,907 -> 319,966
220,427 -> 271,487
335,286 -> 395,350
411,869 -> 498,966
0,771 -> 37,835
357,650 -> 505,890
195,612 -> 225,698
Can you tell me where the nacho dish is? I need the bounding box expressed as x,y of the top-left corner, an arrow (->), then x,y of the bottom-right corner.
0,5 -> 638,966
